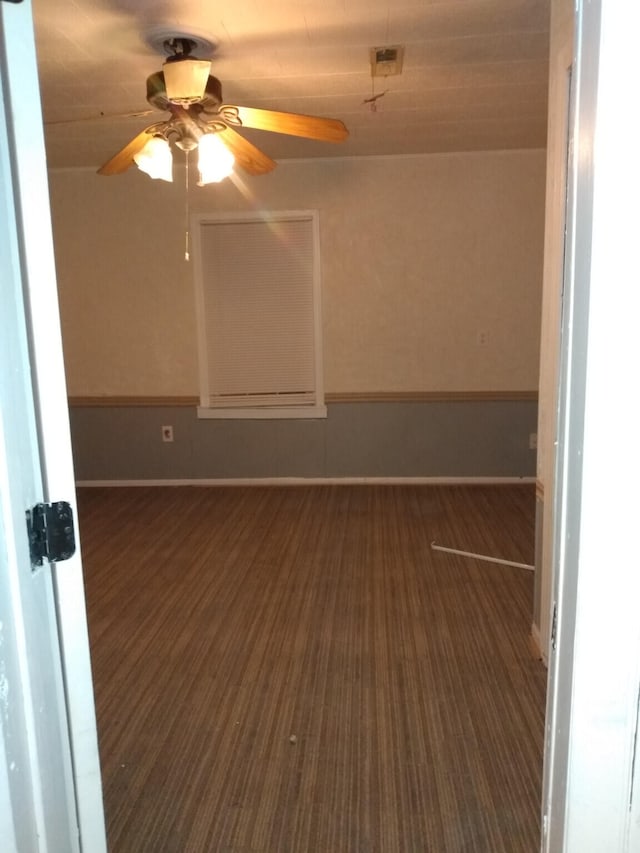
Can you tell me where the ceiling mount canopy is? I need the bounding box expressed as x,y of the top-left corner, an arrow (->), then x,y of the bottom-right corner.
163,35 -> 197,56
143,26 -> 217,58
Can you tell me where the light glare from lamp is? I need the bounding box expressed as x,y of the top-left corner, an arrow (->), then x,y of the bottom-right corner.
163,57 -> 211,104
133,136 -> 173,182
197,133 -> 234,184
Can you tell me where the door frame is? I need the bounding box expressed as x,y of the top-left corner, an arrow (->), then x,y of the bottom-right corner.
0,1 -> 106,848
542,0 -> 640,848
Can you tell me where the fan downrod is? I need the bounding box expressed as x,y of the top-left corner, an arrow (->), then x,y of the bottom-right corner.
164,37 -> 197,59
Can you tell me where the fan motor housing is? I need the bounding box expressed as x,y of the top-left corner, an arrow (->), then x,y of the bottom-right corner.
146,71 -> 223,112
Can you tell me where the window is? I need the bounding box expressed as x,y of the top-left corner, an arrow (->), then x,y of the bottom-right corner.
192,211 -> 326,419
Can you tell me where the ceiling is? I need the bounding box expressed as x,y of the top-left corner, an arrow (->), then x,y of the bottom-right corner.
32,0 -> 550,172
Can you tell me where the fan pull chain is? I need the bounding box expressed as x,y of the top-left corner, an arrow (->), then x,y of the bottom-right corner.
184,149 -> 190,262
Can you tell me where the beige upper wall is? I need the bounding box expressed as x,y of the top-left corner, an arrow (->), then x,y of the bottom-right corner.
49,149 -> 546,397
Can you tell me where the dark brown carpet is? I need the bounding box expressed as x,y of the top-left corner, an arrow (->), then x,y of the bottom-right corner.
77,484 -> 546,852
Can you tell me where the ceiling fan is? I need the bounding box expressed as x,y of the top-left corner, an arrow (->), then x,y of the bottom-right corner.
98,35 -> 349,184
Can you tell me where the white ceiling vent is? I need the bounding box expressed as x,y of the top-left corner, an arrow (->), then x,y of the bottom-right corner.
370,45 -> 405,77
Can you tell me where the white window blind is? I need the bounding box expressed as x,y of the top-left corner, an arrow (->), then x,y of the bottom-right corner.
193,212 -> 325,418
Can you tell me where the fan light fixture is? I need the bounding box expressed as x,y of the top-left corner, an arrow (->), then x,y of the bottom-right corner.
133,133 -> 235,184
162,37 -> 211,105
197,133 -> 234,184
133,136 -> 173,182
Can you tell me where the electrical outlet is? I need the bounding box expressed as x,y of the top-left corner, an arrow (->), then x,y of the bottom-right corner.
529,432 -> 538,450
477,329 -> 489,346
161,425 -> 174,443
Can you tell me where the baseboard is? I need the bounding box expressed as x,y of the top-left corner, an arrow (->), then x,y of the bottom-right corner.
76,476 -> 536,488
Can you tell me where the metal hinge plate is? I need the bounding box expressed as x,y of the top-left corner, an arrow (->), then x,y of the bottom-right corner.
26,501 -> 76,568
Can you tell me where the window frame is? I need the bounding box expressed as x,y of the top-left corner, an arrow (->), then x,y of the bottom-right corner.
191,209 -> 326,420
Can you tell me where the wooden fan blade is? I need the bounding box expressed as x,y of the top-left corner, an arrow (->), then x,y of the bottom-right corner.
227,106 -> 348,143
46,110 -> 154,127
217,126 -> 277,175
97,128 -> 155,176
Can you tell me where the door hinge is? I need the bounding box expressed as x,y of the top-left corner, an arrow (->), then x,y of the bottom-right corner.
551,601 -> 558,652
26,501 -> 76,568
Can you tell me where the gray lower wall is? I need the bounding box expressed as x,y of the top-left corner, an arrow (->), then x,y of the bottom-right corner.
69,400 -> 538,482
